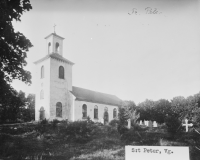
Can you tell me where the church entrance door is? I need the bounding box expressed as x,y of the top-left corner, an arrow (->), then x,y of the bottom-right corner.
39,107 -> 45,120
104,111 -> 109,125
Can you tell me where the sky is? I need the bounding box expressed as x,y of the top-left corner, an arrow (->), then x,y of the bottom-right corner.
12,0 -> 200,104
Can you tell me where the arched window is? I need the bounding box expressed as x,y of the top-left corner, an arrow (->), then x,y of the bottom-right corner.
48,42 -> 51,54
82,104 -> 87,118
94,105 -> 98,119
41,66 -> 44,78
40,90 -> 44,99
39,107 -> 45,120
56,102 -> 62,117
59,66 -> 64,79
104,107 -> 108,112
55,42 -> 59,53
113,108 -> 117,118
104,107 -> 109,125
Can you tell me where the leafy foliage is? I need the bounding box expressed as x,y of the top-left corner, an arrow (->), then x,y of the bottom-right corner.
137,99 -> 155,121
117,107 -> 129,135
164,115 -> 183,136
0,0 -> 33,122
152,99 -> 171,123
60,120 -> 99,144
0,90 -> 35,123
109,119 -> 119,127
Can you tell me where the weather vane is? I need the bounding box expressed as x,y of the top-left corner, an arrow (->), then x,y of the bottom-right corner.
53,24 -> 56,34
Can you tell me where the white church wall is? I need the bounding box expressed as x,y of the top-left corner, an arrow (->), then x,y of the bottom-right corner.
49,58 -> 73,121
35,58 -> 51,121
74,100 -> 118,123
71,94 -> 76,122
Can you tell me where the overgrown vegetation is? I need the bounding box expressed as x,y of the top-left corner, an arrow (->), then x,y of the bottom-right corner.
1,118 -> 200,160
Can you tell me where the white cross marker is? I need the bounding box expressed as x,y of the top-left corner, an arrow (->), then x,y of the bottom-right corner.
182,119 -> 193,132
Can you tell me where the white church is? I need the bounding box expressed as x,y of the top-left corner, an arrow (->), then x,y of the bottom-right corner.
34,32 -> 121,124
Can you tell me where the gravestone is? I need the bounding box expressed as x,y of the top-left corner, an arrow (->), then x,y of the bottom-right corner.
125,146 -> 190,160
145,120 -> 149,126
148,121 -> 153,128
153,121 -> 158,127
182,119 -> 193,132
101,118 -> 104,124
127,119 -> 131,129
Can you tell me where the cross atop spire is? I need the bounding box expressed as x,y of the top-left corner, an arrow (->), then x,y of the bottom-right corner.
53,24 -> 56,34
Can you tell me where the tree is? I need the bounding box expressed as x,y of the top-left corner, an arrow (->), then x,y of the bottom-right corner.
137,99 -> 155,121
123,100 -> 137,112
24,94 -> 35,121
0,0 -> 32,122
0,90 -> 25,123
0,0 -> 33,99
152,99 -> 171,123
117,107 -> 130,135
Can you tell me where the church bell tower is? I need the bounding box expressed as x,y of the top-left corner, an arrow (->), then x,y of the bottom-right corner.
34,30 -> 74,121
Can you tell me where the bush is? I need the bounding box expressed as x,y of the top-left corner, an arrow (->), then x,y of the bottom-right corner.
35,119 -> 50,134
117,125 -> 129,136
109,119 -> 119,127
165,116 -> 183,137
40,119 -> 49,125
51,119 -> 60,129
121,127 -> 166,145
131,122 -> 147,131
60,120 -> 98,144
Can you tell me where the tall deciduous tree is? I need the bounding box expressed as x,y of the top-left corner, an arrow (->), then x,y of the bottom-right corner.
0,0 -> 32,122
153,99 -> 171,123
137,99 -> 155,121
0,0 -> 33,97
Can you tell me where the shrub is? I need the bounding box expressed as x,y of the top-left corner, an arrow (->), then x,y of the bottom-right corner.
60,120 -> 98,144
109,119 -> 119,127
117,125 -> 129,136
40,119 -> 49,125
121,127 -> 144,144
51,119 -> 60,129
164,116 -> 183,137
121,127 -> 166,145
35,119 -> 50,134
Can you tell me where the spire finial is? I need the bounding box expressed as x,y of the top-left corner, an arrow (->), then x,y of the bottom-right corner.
53,24 -> 56,34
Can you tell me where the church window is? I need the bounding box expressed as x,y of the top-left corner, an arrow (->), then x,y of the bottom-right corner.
39,107 -> 45,120
82,104 -> 87,118
56,42 -> 59,53
94,105 -> 98,119
104,107 -> 108,112
48,42 -> 51,54
113,108 -> 117,118
40,90 -> 44,99
59,66 -> 64,79
104,108 -> 109,125
56,102 -> 62,117
41,66 -> 44,78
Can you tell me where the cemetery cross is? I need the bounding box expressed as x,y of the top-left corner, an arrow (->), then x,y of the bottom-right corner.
182,119 -> 193,132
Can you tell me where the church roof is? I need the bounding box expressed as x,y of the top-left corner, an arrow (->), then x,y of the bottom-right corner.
44,33 -> 65,40
34,53 -> 74,65
71,86 -> 122,106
